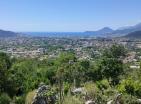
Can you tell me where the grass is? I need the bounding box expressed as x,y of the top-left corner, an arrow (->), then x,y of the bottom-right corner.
25,90 -> 37,104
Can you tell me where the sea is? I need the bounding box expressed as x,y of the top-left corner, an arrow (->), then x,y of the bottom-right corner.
22,32 -> 99,38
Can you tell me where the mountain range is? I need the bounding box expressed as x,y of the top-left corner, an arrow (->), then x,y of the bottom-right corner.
111,23 -> 141,36
0,22 -> 141,38
85,22 -> 141,37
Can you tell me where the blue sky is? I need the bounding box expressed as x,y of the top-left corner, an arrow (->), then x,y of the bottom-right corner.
0,0 -> 141,32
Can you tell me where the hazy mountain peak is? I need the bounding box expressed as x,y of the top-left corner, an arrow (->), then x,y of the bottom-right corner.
85,27 -> 113,34
99,27 -> 113,32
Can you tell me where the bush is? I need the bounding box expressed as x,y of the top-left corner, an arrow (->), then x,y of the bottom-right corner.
64,82 -> 70,95
120,94 -> 138,104
84,82 -> 107,103
104,88 -> 117,99
96,79 -> 110,90
117,78 -> 141,97
13,96 -> 25,104
0,93 -> 11,104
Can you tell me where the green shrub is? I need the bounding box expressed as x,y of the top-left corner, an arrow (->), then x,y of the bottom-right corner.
120,94 -> 138,104
104,88 -> 117,99
84,82 -> 107,103
14,96 -> 25,104
96,79 -> 110,90
0,93 -> 11,104
64,82 -> 70,95
117,78 -> 141,97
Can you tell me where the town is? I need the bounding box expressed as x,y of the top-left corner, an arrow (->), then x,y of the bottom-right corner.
0,36 -> 141,69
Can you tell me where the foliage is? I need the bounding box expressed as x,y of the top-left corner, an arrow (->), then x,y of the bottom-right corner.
96,45 -> 125,85
98,57 -> 123,85
0,93 -> 11,104
84,82 -> 107,103
10,59 -> 40,92
0,52 -> 16,97
103,44 -> 126,58
96,79 -> 110,90
13,96 -> 25,104
117,78 -> 141,97
120,94 -> 139,104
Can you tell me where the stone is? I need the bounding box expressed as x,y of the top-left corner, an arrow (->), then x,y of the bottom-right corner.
107,100 -> 113,104
32,83 -> 57,104
85,100 -> 95,104
71,87 -> 86,95
137,99 -> 141,103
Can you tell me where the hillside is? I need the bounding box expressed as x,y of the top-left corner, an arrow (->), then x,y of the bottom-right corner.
124,31 -> 141,38
111,23 -> 141,36
0,29 -> 18,37
85,27 -> 114,35
84,22 -> 141,37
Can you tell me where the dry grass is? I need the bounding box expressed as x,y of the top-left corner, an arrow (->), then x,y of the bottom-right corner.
25,90 -> 37,104
62,94 -> 83,104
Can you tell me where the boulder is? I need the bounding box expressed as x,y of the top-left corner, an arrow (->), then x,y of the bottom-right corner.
107,100 -> 113,104
32,83 -> 57,104
85,100 -> 95,104
137,99 -> 141,103
71,87 -> 86,95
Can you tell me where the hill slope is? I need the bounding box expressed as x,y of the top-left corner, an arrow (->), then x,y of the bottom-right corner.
124,31 -> 141,38
84,27 -> 114,37
111,23 -> 141,36
0,29 -> 18,37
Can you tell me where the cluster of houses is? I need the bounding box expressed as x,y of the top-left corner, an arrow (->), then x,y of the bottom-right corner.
0,37 -> 141,70
6,48 -> 45,58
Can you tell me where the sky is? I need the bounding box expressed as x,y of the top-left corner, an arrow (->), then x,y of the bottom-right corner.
0,0 -> 141,32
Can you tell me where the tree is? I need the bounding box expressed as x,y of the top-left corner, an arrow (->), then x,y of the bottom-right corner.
55,52 -> 76,104
55,52 -> 77,83
10,59 -> 40,93
98,58 -> 123,85
103,44 -> 126,59
72,60 -> 90,87
0,52 -> 15,96
97,45 -> 125,85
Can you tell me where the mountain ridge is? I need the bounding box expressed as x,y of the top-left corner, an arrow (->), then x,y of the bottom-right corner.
124,31 -> 141,39
84,27 -> 114,36
84,22 -> 141,37
0,29 -> 18,37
